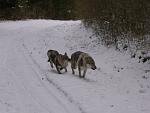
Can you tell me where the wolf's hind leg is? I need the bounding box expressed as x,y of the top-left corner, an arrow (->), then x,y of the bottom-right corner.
78,67 -> 82,78
71,63 -> 75,74
71,67 -> 75,75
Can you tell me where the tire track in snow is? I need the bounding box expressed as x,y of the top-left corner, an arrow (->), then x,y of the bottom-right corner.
21,43 -> 86,113
1,41 -> 52,113
46,76 -> 86,113
6,68 -> 53,113
21,44 -> 71,113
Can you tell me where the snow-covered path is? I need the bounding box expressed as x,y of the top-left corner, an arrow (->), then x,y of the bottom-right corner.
0,20 -> 83,113
0,20 -> 150,113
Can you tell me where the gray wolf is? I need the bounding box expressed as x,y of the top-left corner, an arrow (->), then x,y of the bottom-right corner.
47,50 -> 70,74
71,51 -> 97,78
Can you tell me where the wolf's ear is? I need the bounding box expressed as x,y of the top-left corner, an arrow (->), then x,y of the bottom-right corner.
64,52 -> 67,56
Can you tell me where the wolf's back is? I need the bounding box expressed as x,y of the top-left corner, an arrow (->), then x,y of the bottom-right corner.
71,51 -> 83,63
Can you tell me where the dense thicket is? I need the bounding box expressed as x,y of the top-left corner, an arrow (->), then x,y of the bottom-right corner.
0,0 -> 74,19
74,0 -> 150,58
75,0 -> 150,33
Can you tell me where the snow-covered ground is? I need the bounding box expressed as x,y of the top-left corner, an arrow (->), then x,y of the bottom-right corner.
0,20 -> 149,113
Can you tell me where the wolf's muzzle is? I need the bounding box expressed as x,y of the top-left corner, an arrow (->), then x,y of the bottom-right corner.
92,66 -> 97,70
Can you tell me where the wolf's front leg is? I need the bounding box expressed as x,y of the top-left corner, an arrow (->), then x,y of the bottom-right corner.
83,68 -> 87,78
55,65 -> 61,74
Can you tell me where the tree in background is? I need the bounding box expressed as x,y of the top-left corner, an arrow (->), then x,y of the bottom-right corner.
0,0 -> 18,19
0,0 -> 74,19
52,0 -> 74,19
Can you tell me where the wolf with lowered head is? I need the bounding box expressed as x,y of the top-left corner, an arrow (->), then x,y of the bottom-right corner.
71,51 -> 97,78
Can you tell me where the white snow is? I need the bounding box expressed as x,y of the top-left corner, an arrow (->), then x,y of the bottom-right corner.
0,19 -> 150,113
